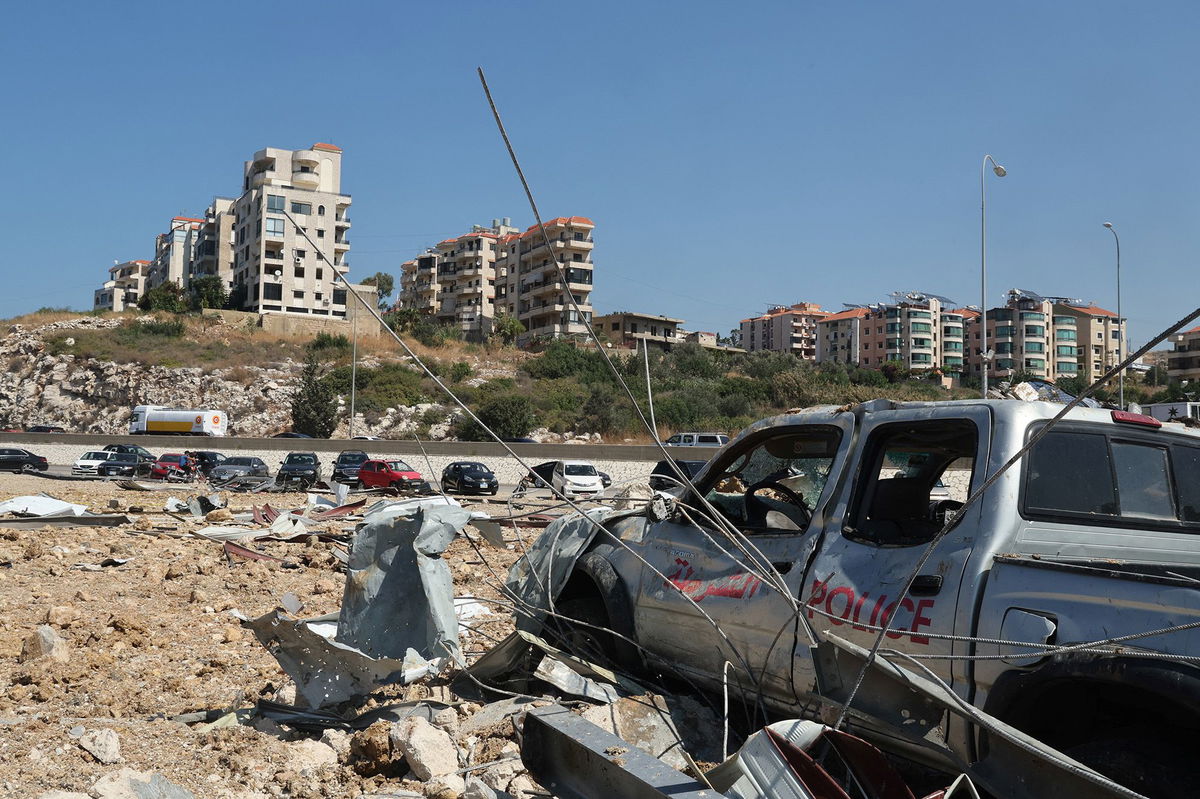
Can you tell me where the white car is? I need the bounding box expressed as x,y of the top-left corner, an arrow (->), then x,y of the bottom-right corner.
553,460 -> 606,498
73,450 -> 117,476
665,432 -> 729,447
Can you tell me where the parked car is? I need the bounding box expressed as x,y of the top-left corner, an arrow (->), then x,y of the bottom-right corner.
97,452 -> 143,478
441,461 -> 499,495
273,431 -> 313,439
525,401 -> 1200,795
357,459 -> 430,493
27,425 -> 66,434
185,450 -> 227,476
351,435 -> 384,441
648,459 -> 708,491
0,448 -> 48,473
664,432 -> 729,447
148,453 -> 195,481
276,452 -> 322,489
209,457 -> 270,482
332,450 -> 370,483
103,444 -> 156,463
517,461 -> 558,494
72,450 -> 117,476
599,471 -> 612,489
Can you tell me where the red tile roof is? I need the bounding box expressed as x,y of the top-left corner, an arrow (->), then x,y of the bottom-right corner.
133,260 -> 151,265
950,308 -> 980,319
172,216 -> 204,223
820,308 -> 870,322
1184,325 -> 1200,334
1069,304 -> 1117,317
520,216 -> 595,238
312,142 -> 342,153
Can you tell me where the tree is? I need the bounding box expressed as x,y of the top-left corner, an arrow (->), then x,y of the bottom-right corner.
492,312 -> 525,346
139,282 -> 188,313
189,276 -> 228,311
361,272 -> 395,309
291,354 -> 338,438
453,394 -> 537,441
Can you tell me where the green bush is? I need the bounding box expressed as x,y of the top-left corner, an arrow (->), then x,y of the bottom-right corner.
134,318 -> 185,338
448,361 -> 472,383
139,283 -> 189,313
322,362 -> 425,412
292,354 -> 338,438
308,331 -> 351,354
524,340 -> 614,383
453,394 -> 537,441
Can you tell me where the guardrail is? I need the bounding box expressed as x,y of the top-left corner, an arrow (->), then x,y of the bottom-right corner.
0,432 -> 709,463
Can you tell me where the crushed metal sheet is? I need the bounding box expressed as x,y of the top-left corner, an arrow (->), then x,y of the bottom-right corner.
244,502 -> 474,707
191,526 -> 261,542
0,512 -> 131,529
257,698 -> 452,733
223,541 -> 283,563
534,655 -> 621,704
308,498 -> 367,521
0,494 -> 88,517
470,519 -> 508,548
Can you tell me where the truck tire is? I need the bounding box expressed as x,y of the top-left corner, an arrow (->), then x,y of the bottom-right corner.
1066,727 -> 1198,799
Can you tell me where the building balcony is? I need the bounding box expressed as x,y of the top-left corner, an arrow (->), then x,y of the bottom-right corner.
334,239 -> 350,250
554,239 -> 594,251
335,216 -> 351,227
250,171 -> 268,189
292,170 -> 320,189
293,150 -> 320,167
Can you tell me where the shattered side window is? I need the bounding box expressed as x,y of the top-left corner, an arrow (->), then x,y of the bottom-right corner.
1025,431 -> 1117,516
1175,446 -> 1200,522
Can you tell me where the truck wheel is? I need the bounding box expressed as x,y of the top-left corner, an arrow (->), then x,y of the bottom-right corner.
546,595 -> 618,668
1066,728 -> 1197,799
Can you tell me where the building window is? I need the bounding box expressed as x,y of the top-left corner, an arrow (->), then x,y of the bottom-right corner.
294,267 -> 305,278
263,283 -> 282,301
293,290 -> 305,300
317,229 -> 325,238
295,249 -> 306,259
291,202 -> 312,214
266,217 -> 284,237
333,289 -> 347,305
267,195 -> 285,212
316,269 -> 323,280
318,205 -> 326,215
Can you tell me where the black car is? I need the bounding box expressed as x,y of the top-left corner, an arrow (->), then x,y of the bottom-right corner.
97,452 -> 143,478
332,450 -> 370,483
648,459 -> 708,492
441,461 -> 499,495
104,444 -> 156,463
273,431 -> 313,439
276,452 -> 322,489
516,461 -> 557,494
185,450 -> 227,476
599,470 -> 612,489
0,448 -> 48,473
26,425 -> 65,433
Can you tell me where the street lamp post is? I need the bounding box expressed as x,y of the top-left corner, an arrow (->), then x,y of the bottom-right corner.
1103,221 -> 1123,408
980,154 -> 1007,399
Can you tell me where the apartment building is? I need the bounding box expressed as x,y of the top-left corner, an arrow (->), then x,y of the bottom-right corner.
93,260 -> 151,311
1051,301 -> 1125,383
228,143 -> 352,316
593,311 -> 684,350
189,197 -> 236,287
495,216 -> 595,346
854,296 -> 966,375
740,302 -> 828,357
398,253 -> 439,316
1166,326 -> 1200,382
816,308 -> 869,364
146,217 -> 203,290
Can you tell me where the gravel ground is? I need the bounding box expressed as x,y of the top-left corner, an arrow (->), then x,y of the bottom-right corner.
0,472 -> 541,798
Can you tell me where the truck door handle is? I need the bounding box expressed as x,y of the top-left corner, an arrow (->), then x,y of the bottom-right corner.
911,575 -> 942,596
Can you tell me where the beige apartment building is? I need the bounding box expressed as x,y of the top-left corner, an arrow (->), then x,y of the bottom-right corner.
740,302 -> 828,357
1166,326 -> 1200,382
229,143 -> 352,316
93,260 -> 151,311
963,291 -> 1122,383
853,296 -> 967,375
593,311 -> 683,350
398,252 -> 440,317
495,216 -> 595,346
816,308 -> 869,364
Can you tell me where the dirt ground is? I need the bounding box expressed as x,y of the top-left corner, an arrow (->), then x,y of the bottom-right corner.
0,472 -> 534,798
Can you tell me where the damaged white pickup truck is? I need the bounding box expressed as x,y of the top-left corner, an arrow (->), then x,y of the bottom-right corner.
510,399 -> 1200,798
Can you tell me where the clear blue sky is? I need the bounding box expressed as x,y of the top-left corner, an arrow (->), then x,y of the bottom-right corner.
3,1 -> 1197,348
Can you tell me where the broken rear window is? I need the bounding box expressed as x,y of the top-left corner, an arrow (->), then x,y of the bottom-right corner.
1022,424 -> 1200,531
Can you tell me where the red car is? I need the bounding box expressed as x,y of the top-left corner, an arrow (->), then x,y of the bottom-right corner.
149,453 -> 195,480
356,459 -> 430,493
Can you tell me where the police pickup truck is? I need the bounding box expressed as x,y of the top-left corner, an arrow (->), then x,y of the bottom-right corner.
514,399 -> 1200,798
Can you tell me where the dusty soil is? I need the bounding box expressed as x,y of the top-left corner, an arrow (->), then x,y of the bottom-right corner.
0,472 -> 533,798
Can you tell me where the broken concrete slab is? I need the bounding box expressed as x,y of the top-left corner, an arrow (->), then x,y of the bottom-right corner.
89,768 -> 195,799
580,694 -> 690,771
390,716 -> 460,781
284,738 -> 339,774
459,697 -> 540,736
21,625 -> 70,664
78,728 -> 121,764
534,655 -> 621,704
0,493 -> 88,517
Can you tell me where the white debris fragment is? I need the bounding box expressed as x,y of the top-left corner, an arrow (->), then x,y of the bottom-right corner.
78,728 -> 121,764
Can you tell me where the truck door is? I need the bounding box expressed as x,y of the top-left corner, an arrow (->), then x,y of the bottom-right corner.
633,415 -> 855,707
804,407 -> 989,695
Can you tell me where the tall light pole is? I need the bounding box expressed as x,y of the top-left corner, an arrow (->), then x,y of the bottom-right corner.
980,154 -> 1007,398
1103,221 -> 1123,408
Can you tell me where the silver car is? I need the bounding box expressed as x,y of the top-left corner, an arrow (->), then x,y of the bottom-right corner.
209,456 -> 269,482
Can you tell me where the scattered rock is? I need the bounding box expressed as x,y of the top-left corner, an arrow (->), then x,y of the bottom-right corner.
506,775 -> 539,799
312,578 -> 338,595
221,625 -> 243,643
36,792 -> 89,799
423,774 -> 466,798
45,605 -> 80,627
319,728 -> 351,758
463,776 -> 498,799
78,728 -> 121,764
431,706 -> 459,737
391,716 -> 459,781
20,625 -> 69,664
204,508 -> 234,523
284,739 -> 338,775
90,768 -> 195,799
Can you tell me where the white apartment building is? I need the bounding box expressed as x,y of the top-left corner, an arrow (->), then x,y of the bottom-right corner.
740,302 -> 828,357
592,311 -> 684,350
853,295 -> 967,375
1166,326 -> 1200,382
190,197 -> 236,287
229,143 -> 352,316
146,216 -> 203,290
816,308 -> 869,364
496,216 -> 595,346
93,260 -> 151,311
